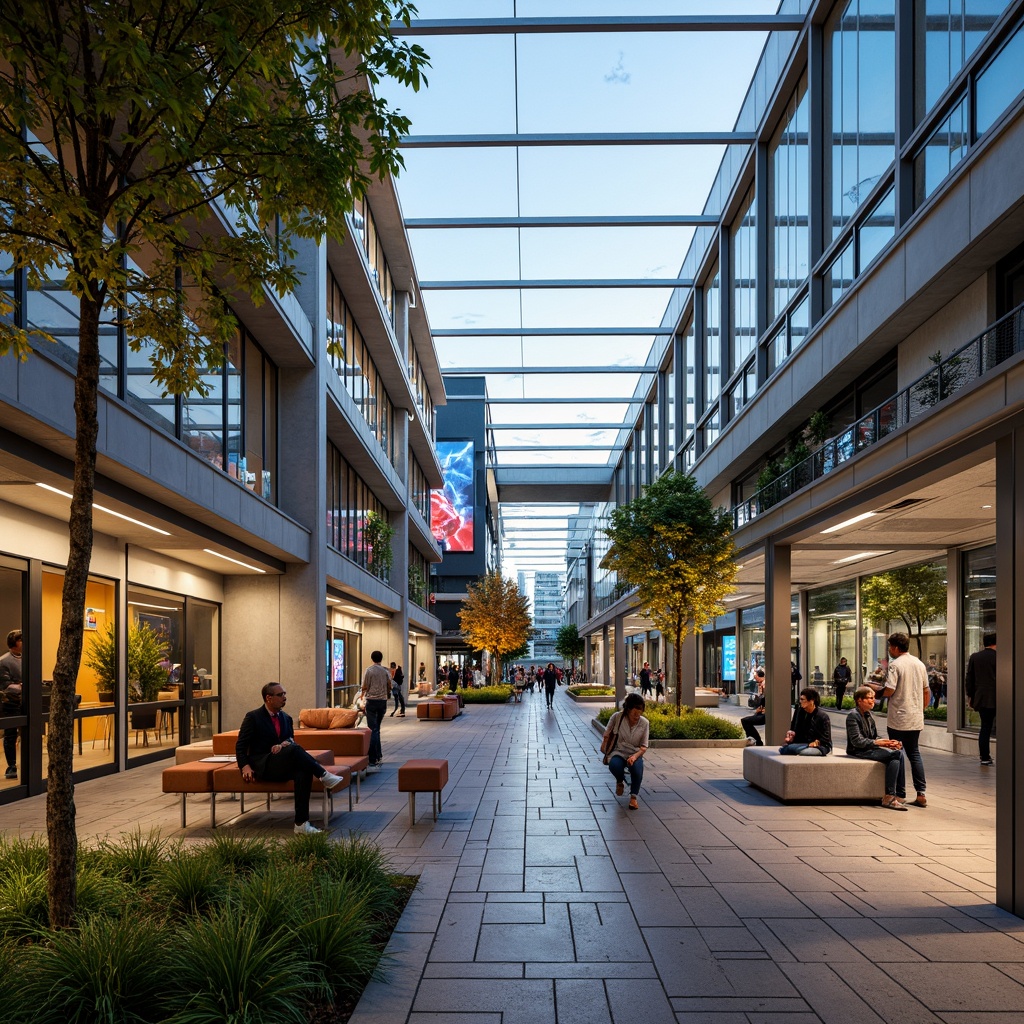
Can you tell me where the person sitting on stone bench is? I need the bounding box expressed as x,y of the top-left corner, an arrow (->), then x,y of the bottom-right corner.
779,687 -> 832,756
846,685 -> 907,810
236,681 -> 347,835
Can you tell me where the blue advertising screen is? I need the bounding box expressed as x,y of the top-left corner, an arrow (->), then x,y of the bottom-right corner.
721,635 -> 737,682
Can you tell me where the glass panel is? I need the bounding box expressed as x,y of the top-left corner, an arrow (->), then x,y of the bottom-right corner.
769,325 -> 787,374
961,544 -> 996,729
0,565 -> 25,791
188,600 -> 220,742
826,0 -> 897,242
790,294 -> 810,353
732,188 -> 757,369
739,605 -> 766,692
182,345 -> 224,469
858,186 -> 896,270
704,267 -> 721,409
225,332 -> 244,487
664,350 -> 675,463
770,79 -> 810,318
703,410 -> 720,449
41,570 -> 116,775
914,95 -> 970,205
915,0 -> 1006,123
807,582 -> 858,708
827,242 -> 856,308
975,21 -> 1024,136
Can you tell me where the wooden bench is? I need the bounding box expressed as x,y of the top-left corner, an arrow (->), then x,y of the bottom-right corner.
397,758 -> 449,826
416,700 -> 457,720
743,746 -> 886,802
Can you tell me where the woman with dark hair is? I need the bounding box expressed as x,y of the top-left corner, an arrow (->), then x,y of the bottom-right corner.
601,692 -> 650,810
778,687 -> 832,755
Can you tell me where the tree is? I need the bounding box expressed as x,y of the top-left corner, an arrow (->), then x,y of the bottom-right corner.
601,470 -> 737,713
555,623 -> 584,676
860,562 -> 947,658
458,571 -> 532,685
0,0 -> 427,927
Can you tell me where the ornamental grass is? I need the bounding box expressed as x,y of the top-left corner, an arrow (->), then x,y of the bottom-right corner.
596,702 -> 744,740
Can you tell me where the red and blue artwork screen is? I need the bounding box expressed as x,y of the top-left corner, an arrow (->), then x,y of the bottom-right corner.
431,440 -> 475,552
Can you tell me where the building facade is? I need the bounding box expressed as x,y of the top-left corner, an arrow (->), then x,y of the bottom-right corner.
1,147 -> 444,801
579,0 -> 1024,913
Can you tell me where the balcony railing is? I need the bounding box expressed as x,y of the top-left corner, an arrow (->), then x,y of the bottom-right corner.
732,300 -> 1024,529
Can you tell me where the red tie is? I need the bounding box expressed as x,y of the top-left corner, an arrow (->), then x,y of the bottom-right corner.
272,712 -> 281,738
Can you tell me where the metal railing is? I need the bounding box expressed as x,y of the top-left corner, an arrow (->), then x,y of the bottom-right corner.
732,300 -> 1024,529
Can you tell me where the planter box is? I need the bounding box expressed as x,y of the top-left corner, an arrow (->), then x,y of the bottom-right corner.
590,718 -> 746,748
566,691 -> 615,703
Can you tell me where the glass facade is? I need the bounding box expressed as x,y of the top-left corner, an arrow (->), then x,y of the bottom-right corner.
962,544 -> 996,729
731,187 -> 757,371
326,441 -> 391,581
351,196 -> 396,326
807,581 -> 858,706
704,267 -> 721,410
770,80 -> 810,321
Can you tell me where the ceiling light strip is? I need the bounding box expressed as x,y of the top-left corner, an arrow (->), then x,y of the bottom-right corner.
202,549 -> 267,574
36,483 -> 171,536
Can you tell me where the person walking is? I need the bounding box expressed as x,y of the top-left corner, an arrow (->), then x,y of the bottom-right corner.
601,692 -> 649,810
389,662 -> 406,718
235,682 -> 348,834
360,650 -> 391,769
846,685 -> 907,809
741,668 -> 766,745
964,632 -> 996,766
543,662 -> 558,708
0,629 -> 23,780
638,662 -> 652,698
832,657 -> 852,711
883,632 -> 930,807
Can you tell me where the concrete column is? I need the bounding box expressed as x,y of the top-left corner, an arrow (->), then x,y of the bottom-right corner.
945,547 -> 961,741
765,540 -> 792,746
602,623 -> 610,689
613,615 -> 625,706
995,432 -> 1023,916
678,633 -> 697,710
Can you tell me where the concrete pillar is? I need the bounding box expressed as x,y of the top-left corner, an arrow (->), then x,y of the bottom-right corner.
765,540 -> 792,746
995,432 -> 1023,916
613,615 -> 625,706
678,634 -> 697,710
602,623 -> 610,689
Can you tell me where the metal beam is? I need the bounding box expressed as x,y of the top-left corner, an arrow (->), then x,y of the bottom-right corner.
400,132 -> 755,148
406,216 -> 715,228
420,278 -> 694,289
391,15 -> 806,35
491,445 -> 620,451
454,396 -> 640,404
448,366 -> 655,374
435,327 -> 671,336
491,423 -> 628,429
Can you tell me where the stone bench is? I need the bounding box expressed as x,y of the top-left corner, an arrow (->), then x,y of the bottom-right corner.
743,746 -> 886,802
397,758 -> 449,826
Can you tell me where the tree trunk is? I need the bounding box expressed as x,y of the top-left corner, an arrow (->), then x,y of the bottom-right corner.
46,290 -> 102,927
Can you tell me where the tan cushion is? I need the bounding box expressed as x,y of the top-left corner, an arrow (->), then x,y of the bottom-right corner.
161,762 -> 221,793
397,759 -> 449,792
299,707 -> 358,729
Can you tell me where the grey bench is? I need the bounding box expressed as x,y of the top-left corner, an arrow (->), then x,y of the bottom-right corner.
743,746 -> 886,802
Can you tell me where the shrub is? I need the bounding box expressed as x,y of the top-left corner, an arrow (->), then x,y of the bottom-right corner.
152,849 -> 226,917
819,696 -> 855,710
0,866 -> 50,941
95,828 -> 170,886
8,913 -> 169,1024
460,685 -> 515,703
596,703 -> 743,740
924,705 -> 947,721
205,832 -> 273,876
568,686 -> 614,696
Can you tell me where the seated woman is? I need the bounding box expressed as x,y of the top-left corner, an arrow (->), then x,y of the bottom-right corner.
601,692 -> 649,810
846,685 -> 907,810
741,668 -> 766,745
779,687 -> 832,756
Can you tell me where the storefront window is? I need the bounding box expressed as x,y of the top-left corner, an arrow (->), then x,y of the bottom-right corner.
189,599 -> 220,741
739,604 -> 765,693
961,545 -> 995,729
0,559 -> 26,795
807,581 -> 857,706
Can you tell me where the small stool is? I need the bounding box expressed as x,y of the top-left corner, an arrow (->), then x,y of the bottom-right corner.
161,761 -> 222,828
397,758 -> 449,826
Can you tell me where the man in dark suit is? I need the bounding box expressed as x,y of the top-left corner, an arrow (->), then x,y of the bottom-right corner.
965,633 -> 997,766
236,682 -> 347,834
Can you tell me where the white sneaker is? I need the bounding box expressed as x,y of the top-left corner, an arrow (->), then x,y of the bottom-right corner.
320,770 -> 346,791
294,821 -> 320,834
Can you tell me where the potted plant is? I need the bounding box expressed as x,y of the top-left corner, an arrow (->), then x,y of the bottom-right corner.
85,619 -> 170,728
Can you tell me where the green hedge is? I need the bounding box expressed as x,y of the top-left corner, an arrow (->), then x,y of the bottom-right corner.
0,830 -> 412,1024
460,685 -> 515,703
597,702 -> 743,740
567,686 -> 615,696
820,696 -> 948,721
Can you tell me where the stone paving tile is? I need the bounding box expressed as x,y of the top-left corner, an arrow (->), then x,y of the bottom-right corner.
412,979 -> 556,1024
673,884 -> 744,925
699,926 -> 766,952
525,961 -> 660,978
569,900 -> 644,962
671,998 -> 811,1013
429,901 -> 483,962
606,977 -> 678,1024
936,1015 -> 1024,1024
713,882 -> 820,919
764,917 -> 870,963
408,1015 -> 501,1024
475,901 -> 573,962
605,839 -> 662,871
524,865 -> 581,892
673,1014 -> 750,1024
823,915 -> 927,961
552,978 -> 612,1024
880,962 -> 1024,1012
621,871 -> 695,926
577,855 -> 623,892
780,964 -> 889,1024
481,901 -> 545,924
525,834 -> 586,865
422,963 -> 524,979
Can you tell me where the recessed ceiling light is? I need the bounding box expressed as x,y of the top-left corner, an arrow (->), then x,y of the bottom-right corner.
202,548 -> 267,573
981,504 -> 992,509
821,511 -> 877,534
833,551 -> 893,565
36,482 -> 171,536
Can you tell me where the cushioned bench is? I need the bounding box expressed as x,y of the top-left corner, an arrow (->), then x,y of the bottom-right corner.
416,700 -> 457,720
174,740 -> 215,764
397,758 -> 449,826
211,750 -> 348,828
743,746 -> 886,802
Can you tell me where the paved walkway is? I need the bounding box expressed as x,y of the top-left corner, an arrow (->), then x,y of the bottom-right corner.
1,691 -> 1021,1024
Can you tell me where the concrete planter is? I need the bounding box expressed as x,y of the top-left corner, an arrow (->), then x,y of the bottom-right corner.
590,718 -> 746,748
566,690 -> 615,703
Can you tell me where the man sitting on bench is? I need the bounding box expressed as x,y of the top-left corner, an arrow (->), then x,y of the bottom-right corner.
236,682 -> 347,835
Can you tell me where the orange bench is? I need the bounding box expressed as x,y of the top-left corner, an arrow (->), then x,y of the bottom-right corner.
397,758 -> 449,826
161,760 -> 222,828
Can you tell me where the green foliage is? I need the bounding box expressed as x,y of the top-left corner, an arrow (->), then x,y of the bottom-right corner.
601,470 -> 737,711
460,685 -> 516,703
555,623 -> 585,668
95,828 -> 171,886
756,458 -> 783,494
568,686 -> 615,696
860,562 -> 947,656
596,703 -> 743,740
924,705 -> 948,721
365,510 -> 395,582
151,851 -> 226,918
807,410 -> 831,445
819,696 -> 855,710
205,832 -> 274,877
84,621 -> 170,702
8,914 -> 170,1024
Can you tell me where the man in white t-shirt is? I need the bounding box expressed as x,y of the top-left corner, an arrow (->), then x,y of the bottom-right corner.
883,632 -> 931,807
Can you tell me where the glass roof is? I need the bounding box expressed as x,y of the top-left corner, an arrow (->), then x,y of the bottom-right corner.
380,2 -> 781,580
